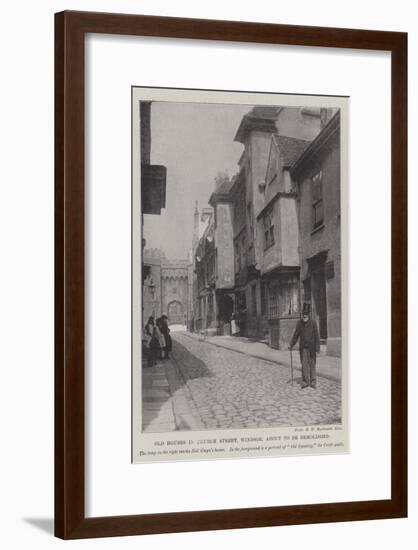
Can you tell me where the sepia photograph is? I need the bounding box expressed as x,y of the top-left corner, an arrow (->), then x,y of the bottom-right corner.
132,88 -> 347,462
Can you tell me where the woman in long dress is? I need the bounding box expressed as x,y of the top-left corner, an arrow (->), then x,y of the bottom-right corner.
155,318 -> 166,359
144,316 -> 159,367
144,316 -> 154,345
148,327 -> 161,366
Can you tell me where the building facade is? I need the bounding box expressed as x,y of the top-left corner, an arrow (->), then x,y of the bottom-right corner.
209,179 -> 235,335
253,108 -> 340,354
189,105 -> 341,356
257,134 -> 311,349
191,205 -> 214,332
140,101 -> 167,326
231,106 -> 279,339
194,210 -> 216,332
291,111 -> 341,357
227,105 -> 323,340
192,177 -> 236,335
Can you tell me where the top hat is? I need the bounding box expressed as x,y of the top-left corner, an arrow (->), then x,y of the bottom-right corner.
302,302 -> 311,315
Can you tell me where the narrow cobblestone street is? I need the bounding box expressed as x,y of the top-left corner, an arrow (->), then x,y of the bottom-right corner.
142,330 -> 342,432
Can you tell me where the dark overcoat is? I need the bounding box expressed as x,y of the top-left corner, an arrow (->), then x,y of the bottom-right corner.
290,319 -> 320,360
160,320 -> 172,352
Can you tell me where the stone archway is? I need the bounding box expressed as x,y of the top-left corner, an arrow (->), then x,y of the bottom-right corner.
167,300 -> 184,325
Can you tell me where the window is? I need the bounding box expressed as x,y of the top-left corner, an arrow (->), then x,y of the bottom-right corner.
312,170 -> 324,229
263,207 -> 275,250
268,284 -> 280,319
280,275 -> 300,317
268,276 -> 300,319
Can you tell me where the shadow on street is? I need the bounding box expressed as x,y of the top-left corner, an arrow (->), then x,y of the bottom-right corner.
171,338 -> 213,381
141,334 -> 212,431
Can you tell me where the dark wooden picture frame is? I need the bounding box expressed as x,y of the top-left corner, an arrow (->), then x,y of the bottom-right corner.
55,10 -> 407,540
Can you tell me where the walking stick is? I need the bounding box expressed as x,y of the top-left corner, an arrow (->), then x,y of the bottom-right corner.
290,347 -> 294,386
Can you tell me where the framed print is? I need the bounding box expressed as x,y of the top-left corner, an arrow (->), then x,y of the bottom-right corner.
55,10 -> 407,539
132,87 -> 349,464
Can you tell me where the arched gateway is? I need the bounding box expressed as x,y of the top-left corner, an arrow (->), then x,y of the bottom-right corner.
168,300 -> 184,325
142,249 -> 192,326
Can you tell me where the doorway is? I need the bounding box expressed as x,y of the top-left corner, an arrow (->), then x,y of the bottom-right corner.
168,300 -> 183,325
310,266 -> 328,340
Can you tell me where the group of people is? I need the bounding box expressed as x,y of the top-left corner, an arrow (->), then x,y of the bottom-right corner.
143,314 -> 172,367
143,303 -> 320,386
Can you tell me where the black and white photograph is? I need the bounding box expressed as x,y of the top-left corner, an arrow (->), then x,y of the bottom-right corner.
132,87 -> 348,463
1,0 -> 412,546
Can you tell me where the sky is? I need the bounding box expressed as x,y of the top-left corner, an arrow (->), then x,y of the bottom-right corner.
143,101 -> 251,260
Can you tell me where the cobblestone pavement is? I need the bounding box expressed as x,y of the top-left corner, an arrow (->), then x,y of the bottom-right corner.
171,332 -> 342,430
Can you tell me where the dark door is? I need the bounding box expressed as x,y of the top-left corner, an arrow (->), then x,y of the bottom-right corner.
311,267 -> 327,339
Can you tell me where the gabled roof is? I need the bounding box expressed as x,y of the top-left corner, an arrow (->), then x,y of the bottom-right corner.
273,134 -> 311,167
215,178 -> 235,195
234,106 -> 278,143
209,176 -> 236,206
290,110 -> 341,178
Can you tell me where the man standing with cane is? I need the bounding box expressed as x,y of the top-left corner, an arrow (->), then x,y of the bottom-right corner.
289,302 -> 320,389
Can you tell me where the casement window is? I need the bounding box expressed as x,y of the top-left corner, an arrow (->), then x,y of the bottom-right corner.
312,170 -> 324,229
263,207 -> 275,250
